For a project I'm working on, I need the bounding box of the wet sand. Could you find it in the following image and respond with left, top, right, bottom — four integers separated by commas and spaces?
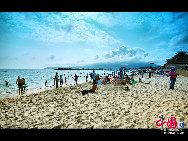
0, 74, 187, 129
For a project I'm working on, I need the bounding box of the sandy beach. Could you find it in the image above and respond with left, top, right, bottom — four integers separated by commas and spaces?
0, 74, 187, 129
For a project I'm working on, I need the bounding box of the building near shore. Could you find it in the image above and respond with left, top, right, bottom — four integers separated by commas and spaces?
164, 63, 188, 70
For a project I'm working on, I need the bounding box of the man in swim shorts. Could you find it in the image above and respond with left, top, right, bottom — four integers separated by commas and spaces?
16, 76, 23, 95
92, 70, 97, 85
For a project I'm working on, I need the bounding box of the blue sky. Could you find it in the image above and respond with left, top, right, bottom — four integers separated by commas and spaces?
0, 12, 188, 69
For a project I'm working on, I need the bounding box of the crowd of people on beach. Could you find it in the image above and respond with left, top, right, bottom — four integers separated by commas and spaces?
53, 72, 81, 88
11, 67, 179, 96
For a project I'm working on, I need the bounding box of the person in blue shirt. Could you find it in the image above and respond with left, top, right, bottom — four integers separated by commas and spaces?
92, 70, 97, 85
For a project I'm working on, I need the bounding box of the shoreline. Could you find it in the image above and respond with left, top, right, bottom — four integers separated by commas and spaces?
0, 74, 187, 129
0, 80, 87, 99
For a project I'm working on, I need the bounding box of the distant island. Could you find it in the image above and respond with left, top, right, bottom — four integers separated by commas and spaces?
44, 67, 113, 70
54, 68, 113, 70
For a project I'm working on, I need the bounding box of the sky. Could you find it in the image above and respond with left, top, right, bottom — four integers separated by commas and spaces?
0, 12, 188, 69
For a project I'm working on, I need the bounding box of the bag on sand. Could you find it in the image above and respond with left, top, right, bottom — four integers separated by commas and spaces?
82, 90, 88, 95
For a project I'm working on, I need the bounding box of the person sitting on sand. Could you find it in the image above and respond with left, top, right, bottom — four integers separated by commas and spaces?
123, 85, 129, 91
16, 76, 23, 95
105, 76, 110, 84
102, 76, 108, 84
144, 81, 151, 84
82, 83, 97, 95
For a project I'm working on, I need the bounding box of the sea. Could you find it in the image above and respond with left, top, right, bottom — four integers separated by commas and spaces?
0, 69, 129, 98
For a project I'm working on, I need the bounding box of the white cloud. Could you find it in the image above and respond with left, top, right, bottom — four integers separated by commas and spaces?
9, 12, 121, 48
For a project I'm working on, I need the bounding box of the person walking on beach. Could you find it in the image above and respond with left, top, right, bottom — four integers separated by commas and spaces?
169, 68, 177, 90
55, 72, 59, 88
60, 75, 63, 86
16, 76, 23, 95
149, 67, 152, 78
141, 69, 144, 78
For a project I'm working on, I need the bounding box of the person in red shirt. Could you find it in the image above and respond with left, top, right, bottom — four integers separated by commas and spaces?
169, 68, 177, 90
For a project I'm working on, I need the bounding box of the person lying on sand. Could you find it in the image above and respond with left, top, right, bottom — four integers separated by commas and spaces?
143, 81, 151, 84
123, 86, 129, 91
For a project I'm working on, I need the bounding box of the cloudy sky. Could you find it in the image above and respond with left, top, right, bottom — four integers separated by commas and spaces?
0, 12, 188, 69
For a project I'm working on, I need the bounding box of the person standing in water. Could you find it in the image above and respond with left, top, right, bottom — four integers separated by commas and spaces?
86, 73, 88, 82
65, 76, 67, 83
5, 81, 9, 86
149, 67, 152, 78
16, 76, 23, 95
60, 75, 63, 86
22, 78, 26, 92
55, 72, 59, 88
73, 74, 78, 85
45, 80, 48, 86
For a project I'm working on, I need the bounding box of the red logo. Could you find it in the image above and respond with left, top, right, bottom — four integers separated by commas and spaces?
156, 116, 178, 129
167, 117, 177, 129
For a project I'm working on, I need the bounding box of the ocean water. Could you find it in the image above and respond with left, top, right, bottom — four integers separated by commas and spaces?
0, 69, 116, 97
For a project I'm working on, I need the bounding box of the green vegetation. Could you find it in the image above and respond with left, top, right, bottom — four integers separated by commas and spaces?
166, 51, 188, 64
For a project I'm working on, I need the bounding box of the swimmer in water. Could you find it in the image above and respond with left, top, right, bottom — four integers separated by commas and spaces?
5, 81, 9, 86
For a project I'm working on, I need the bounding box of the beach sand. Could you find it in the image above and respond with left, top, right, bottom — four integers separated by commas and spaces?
0, 74, 188, 129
